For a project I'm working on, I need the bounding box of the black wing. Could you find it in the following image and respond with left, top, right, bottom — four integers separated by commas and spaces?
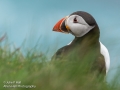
51, 45, 70, 61
92, 54, 106, 81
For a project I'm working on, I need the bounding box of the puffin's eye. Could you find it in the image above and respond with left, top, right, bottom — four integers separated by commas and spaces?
73, 17, 78, 23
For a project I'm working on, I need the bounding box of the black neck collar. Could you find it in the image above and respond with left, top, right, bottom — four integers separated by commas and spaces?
71, 26, 100, 46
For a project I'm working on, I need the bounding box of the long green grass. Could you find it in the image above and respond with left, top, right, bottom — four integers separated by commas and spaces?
0, 38, 120, 90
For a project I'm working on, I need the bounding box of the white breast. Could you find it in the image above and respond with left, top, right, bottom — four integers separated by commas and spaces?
100, 42, 110, 74
67, 41, 72, 45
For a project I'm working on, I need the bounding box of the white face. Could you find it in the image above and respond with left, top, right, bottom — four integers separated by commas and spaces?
65, 15, 95, 37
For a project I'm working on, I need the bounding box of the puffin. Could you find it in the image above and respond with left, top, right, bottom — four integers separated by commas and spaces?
52, 11, 110, 77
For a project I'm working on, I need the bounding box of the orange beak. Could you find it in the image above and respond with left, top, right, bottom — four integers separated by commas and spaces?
53, 16, 70, 33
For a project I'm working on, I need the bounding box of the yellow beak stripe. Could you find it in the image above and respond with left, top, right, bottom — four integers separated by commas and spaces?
65, 25, 70, 31
65, 16, 70, 31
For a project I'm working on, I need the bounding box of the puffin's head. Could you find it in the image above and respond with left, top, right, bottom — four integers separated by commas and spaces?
53, 11, 98, 37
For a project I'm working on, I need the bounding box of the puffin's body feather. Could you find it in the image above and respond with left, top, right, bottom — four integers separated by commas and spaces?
100, 42, 110, 73
52, 11, 110, 78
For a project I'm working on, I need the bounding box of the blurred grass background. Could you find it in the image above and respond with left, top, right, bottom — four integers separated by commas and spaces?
0, 0, 120, 90
0, 36, 120, 90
